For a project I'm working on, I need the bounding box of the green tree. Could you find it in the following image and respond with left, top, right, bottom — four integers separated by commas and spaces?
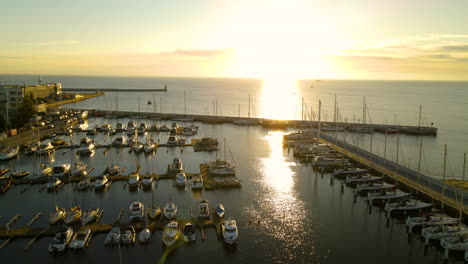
18, 95, 36, 125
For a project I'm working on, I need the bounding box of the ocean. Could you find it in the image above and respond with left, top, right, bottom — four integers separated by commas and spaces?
0, 74, 466, 263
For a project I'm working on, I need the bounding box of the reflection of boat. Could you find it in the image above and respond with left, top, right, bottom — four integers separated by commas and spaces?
129, 201, 145, 222
197, 200, 210, 219
163, 201, 177, 219
215, 204, 225, 218
48, 227, 73, 253
49, 206, 67, 225
64, 206, 82, 225
69, 228, 91, 249
175, 172, 186, 187
94, 175, 109, 191
104, 227, 121, 246
183, 223, 196, 242
82, 207, 101, 225
169, 158, 183, 173
162, 221, 180, 247
46, 177, 62, 191
222, 218, 238, 245
191, 175, 203, 189
112, 137, 127, 147
122, 226, 136, 245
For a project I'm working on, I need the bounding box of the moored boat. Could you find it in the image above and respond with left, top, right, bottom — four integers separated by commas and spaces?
183, 223, 197, 242
94, 175, 109, 191
69, 228, 91, 249
191, 175, 203, 189
198, 200, 210, 219
129, 201, 145, 222
162, 221, 180, 247
121, 226, 136, 245
82, 207, 101, 225
64, 206, 82, 225
384, 199, 433, 217
104, 227, 121, 246
222, 218, 239, 245
48, 227, 73, 253
215, 204, 225, 218
139, 227, 151, 244
49, 206, 67, 225
169, 158, 183, 173
46, 177, 62, 191
163, 201, 177, 219
175, 172, 186, 187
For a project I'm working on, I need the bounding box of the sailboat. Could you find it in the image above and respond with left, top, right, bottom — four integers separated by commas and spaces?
233, 93, 258, 126
208, 138, 236, 176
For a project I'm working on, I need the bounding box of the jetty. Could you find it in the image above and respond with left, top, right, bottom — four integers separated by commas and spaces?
62, 87, 168, 92
61, 108, 438, 136
306, 129, 467, 215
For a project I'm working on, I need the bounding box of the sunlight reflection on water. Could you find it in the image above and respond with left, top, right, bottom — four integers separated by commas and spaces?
244, 131, 316, 263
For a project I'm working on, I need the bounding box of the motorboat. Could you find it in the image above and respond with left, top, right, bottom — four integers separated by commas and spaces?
112, 137, 127, 147
69, 228, 91, 249
76, 177, 91, 191
126, 121, 136, 135
48, 227, 74, 253
121, 226, 136, 245
345, 174, 384, 187
384, 199, 433, 217
222, 218, 239, 245
139, 227, 151, 244
104, 227, 121, 246
10, 170, 30, 179
46, 177, 62, 191
441, 234, 468, 252
128, 172, 140, 189
197, 200, 210, 219
183, 223, 196, 242
422, 224, 468, 242
215, 204, 225, 218
163, 201, 178, 219
49, 206, 67, 225
64, 206, 82, 225
144, 138, 157, 153
169, 127, 177, 136
0, 146, 19, 161
208, 160, 236, 176
141, 174, 154, 190
355, 182, 396, 195
193, 137, 219, 151
86, 128, 97, 136
129, 201, 145, 222
182, 126, 197, 136
191, 175, 203, 189
52, 164, 71, 178
132, 141, 144, 153
24, 142, 40, 155
333, 167, 368, 178
76, 138, 95, 155
106, 164, 120, 176
137, 123, 147, 135
71, 162, 87, 177
166, 136, 179, 146
40, 163, 52, 177
175, 172, 186, 187
169, 158, 183, 173
367, 189, 411, 206
115, 123, 125, 132
406, 214, 460, 233
148, 206, 161, 221
97, 123, 112, 133
159, 124, 170, 132
94, 175, 109, 191
82, 207, 101, 225
51, 137, 67, 147
162, 221, 180, 247
36, 142, 55, 155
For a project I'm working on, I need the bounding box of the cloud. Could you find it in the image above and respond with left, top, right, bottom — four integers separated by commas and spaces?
39, 40, 80, 46
437, 45, 468, 52
159, 48, 234, 58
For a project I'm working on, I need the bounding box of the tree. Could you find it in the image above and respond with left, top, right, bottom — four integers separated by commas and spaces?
18, 95, 36, 125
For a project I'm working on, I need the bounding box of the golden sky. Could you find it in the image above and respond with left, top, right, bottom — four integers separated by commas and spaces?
1, 0, 468, 80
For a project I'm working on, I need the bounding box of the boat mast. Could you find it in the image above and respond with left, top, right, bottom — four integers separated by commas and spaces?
442, 144, 447, 209
417, 136, 423, 173
317, 100, 321, 149
460, 152, 466, 221
248, 93, 251, 119
362, 96, 366, 125
184, 90, 187, 117
418, 105, 422, 128
333, 94, 337, 123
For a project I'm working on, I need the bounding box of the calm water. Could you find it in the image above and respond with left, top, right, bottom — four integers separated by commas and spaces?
0, 75, 466, 263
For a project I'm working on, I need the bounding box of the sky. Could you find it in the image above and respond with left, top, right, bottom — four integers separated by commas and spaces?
1, 0, 468, 80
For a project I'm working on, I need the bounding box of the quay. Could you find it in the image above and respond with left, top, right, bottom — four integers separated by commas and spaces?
308, 130, 467, 216
0, 209, 224, 241
62, 108, 438, 136
62, 87, 167, 92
